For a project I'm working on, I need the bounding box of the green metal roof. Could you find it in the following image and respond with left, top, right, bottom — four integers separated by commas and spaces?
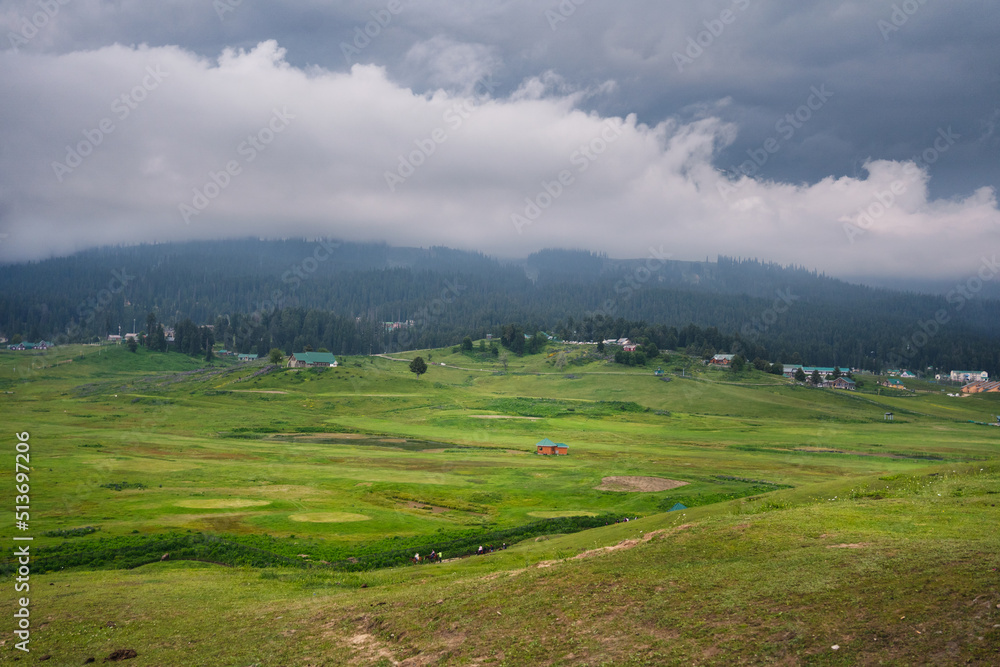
292, 352, 337, 364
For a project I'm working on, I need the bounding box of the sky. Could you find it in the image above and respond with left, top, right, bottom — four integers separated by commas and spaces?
0, 0, 998, 279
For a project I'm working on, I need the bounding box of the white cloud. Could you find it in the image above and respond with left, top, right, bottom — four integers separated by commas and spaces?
0, 40, 996, 278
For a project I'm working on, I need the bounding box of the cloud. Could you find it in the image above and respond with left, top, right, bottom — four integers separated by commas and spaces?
0, 40, 997, 278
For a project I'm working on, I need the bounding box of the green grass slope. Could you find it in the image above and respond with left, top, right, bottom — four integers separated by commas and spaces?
1, 342, 999, 664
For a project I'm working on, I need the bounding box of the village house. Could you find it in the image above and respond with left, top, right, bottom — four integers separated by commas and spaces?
881, 378, 905, 389
782, 365, 839, 379
961, 381, 1000, 394
828, 376, 856, 390
950, 370, 989, 382
535, 438, 569, 456
287, 351, 338, 368
710, 354, 735, 366
237, 353, 258, 362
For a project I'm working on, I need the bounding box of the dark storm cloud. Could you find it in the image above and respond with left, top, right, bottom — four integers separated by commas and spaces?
0, 0, 998, 277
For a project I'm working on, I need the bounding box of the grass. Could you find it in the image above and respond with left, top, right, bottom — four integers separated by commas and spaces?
1, 341, 999, 664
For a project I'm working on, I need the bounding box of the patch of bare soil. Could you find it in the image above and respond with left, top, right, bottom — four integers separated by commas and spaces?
405, 501, 449, 514
528, 524, 694, 570
594, 476, 689, 492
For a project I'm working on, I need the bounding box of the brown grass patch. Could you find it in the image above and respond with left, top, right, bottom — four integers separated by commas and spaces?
594, 476, 689, 492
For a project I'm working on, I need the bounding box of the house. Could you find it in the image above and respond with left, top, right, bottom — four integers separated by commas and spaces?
783, 365, 839, 379
237, 354, 259, 362
951, 370, 989, 382
535, 438, 569, 456
900, 371, 916, 379
962, 381, 1000, 394
623, 343, 638, 352
710, 354, 735, 366
881, 378, 905, 388
830, 377, 856, 390
107, 334, 122, 343
287, 351, 338, 368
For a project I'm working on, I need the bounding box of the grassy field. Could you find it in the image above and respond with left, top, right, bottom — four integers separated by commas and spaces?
1, 342, 999, 665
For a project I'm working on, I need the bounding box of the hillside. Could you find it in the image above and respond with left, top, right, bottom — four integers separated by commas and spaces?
1, 240, 999, 375
1, 342, 999, 663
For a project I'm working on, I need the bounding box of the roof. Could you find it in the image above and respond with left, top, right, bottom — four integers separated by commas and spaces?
712, 354, 735, 361
535, 438, 567, 449
291, 352, 337, 364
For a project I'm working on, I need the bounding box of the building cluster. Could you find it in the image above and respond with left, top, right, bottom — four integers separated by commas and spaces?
961, 380, 1000, 394
6, 340, 53, 350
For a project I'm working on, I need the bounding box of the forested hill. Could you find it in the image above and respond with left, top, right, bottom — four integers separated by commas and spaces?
1, 239, 998, 375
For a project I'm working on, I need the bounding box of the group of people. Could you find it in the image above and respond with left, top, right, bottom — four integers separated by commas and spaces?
411, 542, 511, 564
412, 550, 443, 564
609, 517, 639, 524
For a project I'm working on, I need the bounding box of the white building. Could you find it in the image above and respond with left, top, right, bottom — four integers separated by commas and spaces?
950, 370, 989, 382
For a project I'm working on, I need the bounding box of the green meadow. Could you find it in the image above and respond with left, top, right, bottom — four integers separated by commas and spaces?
2, 343, 999, 665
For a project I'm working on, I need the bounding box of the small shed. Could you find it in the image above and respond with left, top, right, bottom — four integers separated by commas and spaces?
884, 412, 894, 422
535, 438, 569, 455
